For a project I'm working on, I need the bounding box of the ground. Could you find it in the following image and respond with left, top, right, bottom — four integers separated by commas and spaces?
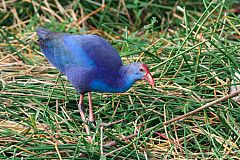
0, 0, 240, 159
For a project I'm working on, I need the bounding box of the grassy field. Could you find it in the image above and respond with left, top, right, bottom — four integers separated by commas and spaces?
1, 0, 240, 159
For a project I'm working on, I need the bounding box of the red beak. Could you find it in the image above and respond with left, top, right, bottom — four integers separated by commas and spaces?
143, 73, 154, 87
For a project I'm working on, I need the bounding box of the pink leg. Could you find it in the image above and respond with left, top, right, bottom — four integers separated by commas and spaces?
78, 94, 90, 135
88, 92, 95, 123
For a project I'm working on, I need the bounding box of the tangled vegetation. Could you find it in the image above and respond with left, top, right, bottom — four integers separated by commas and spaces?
1, 0, 240, 159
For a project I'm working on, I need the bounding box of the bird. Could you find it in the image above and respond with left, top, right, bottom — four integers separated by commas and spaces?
36, 27, 154, 134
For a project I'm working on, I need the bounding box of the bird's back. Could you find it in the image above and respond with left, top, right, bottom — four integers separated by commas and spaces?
36, 28, 123, 74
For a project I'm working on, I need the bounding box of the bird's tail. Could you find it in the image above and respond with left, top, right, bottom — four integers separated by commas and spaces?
36, 27, 51, 40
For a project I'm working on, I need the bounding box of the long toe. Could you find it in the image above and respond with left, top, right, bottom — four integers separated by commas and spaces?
88, 120, 96, 128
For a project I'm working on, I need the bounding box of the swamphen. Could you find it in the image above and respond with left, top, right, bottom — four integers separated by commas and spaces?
36, 27, 154, 133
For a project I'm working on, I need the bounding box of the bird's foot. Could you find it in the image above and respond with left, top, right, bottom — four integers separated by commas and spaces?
88, 120, 96, 128
100, 119, 126, 127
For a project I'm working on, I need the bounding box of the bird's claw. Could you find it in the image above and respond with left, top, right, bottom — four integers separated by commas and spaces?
88, 120, 96, 128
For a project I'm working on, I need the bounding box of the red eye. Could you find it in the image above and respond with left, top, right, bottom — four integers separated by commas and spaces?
139, 67, 144, 72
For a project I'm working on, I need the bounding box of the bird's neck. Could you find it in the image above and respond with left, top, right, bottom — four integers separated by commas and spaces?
90, 65, 136, 93
117, 65, 137, 92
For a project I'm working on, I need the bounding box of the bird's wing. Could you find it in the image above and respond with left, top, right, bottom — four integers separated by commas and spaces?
36, 28, 123, 73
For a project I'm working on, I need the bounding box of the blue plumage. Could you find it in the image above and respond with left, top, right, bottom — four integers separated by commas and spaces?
36, 27, 154, 94
37, 28, 122, 73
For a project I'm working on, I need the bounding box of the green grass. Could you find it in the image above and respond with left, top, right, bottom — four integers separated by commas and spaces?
1, 0, 240, 159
